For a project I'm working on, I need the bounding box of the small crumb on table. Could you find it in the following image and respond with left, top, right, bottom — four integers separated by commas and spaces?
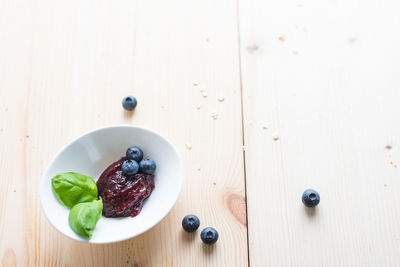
213, 182, 216, 185
211, 113, 218, 120
262, 125, 268, 130
185, 143, 192, 150
196, 105, 201, 110
272, 133, 279, 141
217, 97, 225, 102
384, 184, 388, 187
200, 89, 207, 97
278, 35, 286, 42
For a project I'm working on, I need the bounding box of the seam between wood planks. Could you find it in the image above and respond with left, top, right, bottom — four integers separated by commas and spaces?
235, 0, 251, 266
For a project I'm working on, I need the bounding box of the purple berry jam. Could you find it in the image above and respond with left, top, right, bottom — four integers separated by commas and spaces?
97, 157, 155, 218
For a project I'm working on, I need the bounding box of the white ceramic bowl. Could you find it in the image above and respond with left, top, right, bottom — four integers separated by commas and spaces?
40, 125, 184, 244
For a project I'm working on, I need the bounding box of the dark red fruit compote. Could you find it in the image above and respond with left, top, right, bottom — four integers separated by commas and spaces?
97, 157, 155, 218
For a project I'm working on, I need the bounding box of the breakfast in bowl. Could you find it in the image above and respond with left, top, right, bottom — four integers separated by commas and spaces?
40, 125, 183, 244
51, 145, 157, 239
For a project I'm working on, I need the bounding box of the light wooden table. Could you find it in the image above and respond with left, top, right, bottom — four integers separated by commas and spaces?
1, 0, 400, 266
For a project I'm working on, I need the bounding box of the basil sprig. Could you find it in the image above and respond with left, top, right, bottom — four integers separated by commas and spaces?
51, 172, 102, 238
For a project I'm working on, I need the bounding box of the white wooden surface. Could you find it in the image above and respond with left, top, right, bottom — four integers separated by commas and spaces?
0, 0, 247, 266
1, 0, 400, 266
239, 0, 400, 265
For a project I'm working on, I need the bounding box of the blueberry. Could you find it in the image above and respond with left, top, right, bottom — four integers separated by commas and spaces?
122, 96, 137, 111
302, 189, 320, 207
182, 215, 200, 232
139, 159, 156, 174
200, 227, 218, 245
121, 159, 139, 176
126, 146, 143, 162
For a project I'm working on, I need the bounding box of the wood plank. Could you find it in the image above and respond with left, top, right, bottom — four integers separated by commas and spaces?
239, 0, 400, 266
0, 0, 248, 266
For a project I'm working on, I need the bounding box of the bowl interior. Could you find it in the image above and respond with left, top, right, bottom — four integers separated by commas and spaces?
40, 125, 183, 244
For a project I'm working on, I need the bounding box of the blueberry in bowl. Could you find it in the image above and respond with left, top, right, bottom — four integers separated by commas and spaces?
121, 159, 140, 176
126, 146, 144, 162
139, 159, 156, 174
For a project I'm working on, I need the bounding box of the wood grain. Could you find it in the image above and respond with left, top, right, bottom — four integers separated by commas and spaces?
239, 0, 400, 266
0, 0, 247, 266
3, 0, 400, 265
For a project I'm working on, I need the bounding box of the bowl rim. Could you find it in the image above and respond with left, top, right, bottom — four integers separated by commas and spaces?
39, 124, 184, 244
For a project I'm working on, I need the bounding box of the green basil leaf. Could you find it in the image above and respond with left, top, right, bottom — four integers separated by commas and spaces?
68, 199, 103, 238
51, 172, 98, 208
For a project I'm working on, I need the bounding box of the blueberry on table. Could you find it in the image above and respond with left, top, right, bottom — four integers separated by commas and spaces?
126, 146, 144, 162
200, 227, 218, 245
182, 215, 200, 232
302, 189, 320, 207
121, 159, 139, 176
122, 96, 137, 111
139, 159, 156, 174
